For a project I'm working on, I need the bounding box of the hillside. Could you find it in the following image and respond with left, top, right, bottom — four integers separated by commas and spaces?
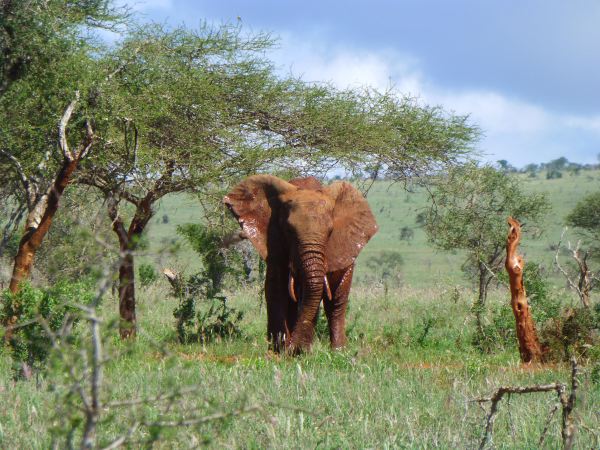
145, 169, 600, 288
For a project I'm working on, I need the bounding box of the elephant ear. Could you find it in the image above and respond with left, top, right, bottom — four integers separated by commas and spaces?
223, 175, 296, 260
324, 181, 378, 271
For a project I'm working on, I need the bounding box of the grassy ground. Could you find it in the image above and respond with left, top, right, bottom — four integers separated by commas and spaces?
0, 283, 598, 448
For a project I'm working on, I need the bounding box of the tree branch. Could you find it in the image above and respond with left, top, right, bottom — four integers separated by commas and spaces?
0, 148, 34, 207
475, 383, 565, 450
58, 91, 80, 161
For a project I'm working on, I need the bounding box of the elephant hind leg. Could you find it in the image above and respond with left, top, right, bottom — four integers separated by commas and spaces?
324, 265, 354, 349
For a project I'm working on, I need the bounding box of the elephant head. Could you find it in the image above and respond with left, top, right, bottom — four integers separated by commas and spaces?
223, 175, 378, 352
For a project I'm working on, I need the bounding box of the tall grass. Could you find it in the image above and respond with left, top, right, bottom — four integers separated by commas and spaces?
0, 284, 597, 448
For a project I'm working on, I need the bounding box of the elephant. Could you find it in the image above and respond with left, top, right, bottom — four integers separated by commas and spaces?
224, 174, 378, 354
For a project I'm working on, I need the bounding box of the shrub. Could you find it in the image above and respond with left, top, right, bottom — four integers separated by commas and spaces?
171, 223, 245, 343
0, 280, 95, 374
138, 263, 158, 287
177, 223, 246, 293
171, 272, 243, 344
540, 307, 600, 362
365, 250, 404, 286
546, 169, 562, 179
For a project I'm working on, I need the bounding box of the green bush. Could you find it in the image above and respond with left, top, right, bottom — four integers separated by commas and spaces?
138, 263, 158, 287
0, 281, 95, 373
171, 223, 245, 343
364, 250, 404, 286
177, 223, 246, 292
171, 272, 243, 344
546, 169, 563, 179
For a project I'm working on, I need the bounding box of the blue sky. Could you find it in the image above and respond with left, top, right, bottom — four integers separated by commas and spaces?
131, 0, 599, 167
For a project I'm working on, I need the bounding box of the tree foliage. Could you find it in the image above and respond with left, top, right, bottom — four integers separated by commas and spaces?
0, 0, 123, 96
0, 0, 126, 292
566, 191, 600, 244
70, 21, 478, 337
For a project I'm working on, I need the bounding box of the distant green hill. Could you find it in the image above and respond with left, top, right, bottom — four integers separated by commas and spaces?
146, 169, 600, 288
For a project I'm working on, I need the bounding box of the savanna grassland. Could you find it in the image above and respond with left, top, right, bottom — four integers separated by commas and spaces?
0, 171, 599, 448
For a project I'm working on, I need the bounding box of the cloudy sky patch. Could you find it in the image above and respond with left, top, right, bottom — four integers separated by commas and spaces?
137, 0, 599, 166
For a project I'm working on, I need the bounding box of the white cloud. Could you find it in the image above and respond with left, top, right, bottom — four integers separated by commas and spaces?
564, 115, 600, 134
272, 37, 598, 166
273, 37, 422, 94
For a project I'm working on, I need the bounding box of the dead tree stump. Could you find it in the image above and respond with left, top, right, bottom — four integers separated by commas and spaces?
505, 217, 543, 363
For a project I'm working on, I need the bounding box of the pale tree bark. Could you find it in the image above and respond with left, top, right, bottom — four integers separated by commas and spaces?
505, 217, 543, 364
5, 91, 94, 295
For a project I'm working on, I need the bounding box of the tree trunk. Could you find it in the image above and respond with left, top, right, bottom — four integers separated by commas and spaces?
117, 242, 136, 339
505, 217, 543, 364
108, 196, 154, 339
8, 159, 79, 293
474, 265, 489, 339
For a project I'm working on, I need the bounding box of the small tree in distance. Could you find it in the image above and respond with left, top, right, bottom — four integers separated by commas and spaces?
566, 191, 600, 248
421, 163, 550, 339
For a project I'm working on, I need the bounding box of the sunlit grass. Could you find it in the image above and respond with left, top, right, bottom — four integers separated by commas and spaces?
0, 283, 598, 448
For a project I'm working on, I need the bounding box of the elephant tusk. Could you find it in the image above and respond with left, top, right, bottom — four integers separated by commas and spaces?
288, 272, 298, 302
324, 275, 332, 301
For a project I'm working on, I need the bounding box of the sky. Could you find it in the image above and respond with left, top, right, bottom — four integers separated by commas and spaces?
129, 0, 599, 167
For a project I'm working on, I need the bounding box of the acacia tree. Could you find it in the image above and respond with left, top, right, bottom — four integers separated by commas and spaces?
78, 23, 478, 339
0, 0, 124, 297
421, 163, 550, 337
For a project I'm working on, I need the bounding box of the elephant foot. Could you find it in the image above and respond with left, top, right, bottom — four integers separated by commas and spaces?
329, 334, 347, 350
285, 337, 311, 356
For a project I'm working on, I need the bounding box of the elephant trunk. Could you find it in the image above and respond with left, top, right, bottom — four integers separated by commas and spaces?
289, 242, 326, 352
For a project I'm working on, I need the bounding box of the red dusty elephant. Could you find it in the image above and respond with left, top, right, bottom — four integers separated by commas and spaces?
224, 175, 378, 354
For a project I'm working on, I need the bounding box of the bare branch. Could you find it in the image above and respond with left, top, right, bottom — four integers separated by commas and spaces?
554, 228, 593, 308
77, 119, 96, 160
58, 91, 80, 161
476, 383, 565, 450
143, 404, 262, 428
561, 358, 579, 450
538, 402, 561, 447
555, 229, 582, 296
476, 359, 580, 450
99, 422, 140, 450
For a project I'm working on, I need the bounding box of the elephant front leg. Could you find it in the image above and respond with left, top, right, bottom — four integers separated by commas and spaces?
265, 266, 297, 352
324, 265, 354, 349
